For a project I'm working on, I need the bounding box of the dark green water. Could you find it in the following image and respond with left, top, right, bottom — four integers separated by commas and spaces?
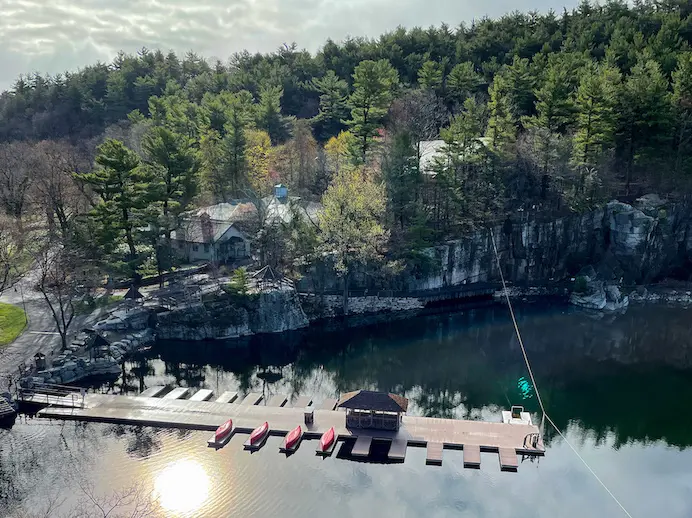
2, 301, 692, 517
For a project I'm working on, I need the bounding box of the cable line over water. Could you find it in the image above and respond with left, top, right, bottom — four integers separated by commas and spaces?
489, 228, 635, 518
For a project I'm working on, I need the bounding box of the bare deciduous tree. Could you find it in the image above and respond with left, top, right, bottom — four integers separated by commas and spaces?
34, 246, 89, 351
0, 141, 33, 219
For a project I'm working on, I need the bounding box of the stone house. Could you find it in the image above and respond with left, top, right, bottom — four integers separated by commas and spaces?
171, 213, 250, 264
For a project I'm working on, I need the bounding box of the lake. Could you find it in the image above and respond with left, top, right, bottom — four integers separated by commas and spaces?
2, 301, 691, 517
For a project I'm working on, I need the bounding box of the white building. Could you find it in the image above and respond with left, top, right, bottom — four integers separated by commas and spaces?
172, 213, 250, 264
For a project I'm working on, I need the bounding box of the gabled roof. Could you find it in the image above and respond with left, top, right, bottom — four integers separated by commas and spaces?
337, 390, 409, 413
172, 218, 238, 243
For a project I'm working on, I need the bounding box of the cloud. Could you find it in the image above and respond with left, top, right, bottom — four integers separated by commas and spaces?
0, 0, 579, 91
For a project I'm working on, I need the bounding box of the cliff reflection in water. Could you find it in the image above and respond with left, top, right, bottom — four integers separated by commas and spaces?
104, 301, 692, 449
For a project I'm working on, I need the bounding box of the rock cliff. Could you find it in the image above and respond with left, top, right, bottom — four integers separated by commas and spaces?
156, 288, 309, 341
408, 196, 692, 290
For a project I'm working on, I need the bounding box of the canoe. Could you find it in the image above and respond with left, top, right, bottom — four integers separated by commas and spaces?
319, 427, 335, 451
249, 421, 269, 445
215, 419, 233, 442
284, 425, 302, 450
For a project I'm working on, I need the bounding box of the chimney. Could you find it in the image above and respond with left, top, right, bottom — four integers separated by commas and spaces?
200, 213, 213, 242
274, 183, 288, 201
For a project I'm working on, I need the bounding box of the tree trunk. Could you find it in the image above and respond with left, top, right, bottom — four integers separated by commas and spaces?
342, 272, 349, 316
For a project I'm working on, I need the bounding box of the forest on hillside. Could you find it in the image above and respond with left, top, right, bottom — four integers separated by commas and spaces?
2, 0, 692, 307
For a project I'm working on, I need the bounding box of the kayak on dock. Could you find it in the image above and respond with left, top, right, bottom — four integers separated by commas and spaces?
244, 421, 270, 451
280, 425, 303, 453
316, 427, 336, 456
207, 418, 234, 448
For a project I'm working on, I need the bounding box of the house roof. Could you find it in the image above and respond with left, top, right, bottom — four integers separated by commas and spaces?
337, 390, 409, 413
171, 218, 237, 243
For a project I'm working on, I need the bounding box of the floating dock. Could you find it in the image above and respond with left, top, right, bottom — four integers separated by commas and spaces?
33, 390, 544, 471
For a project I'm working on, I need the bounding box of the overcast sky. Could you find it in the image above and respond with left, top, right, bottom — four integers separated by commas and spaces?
0, 0, 580, 92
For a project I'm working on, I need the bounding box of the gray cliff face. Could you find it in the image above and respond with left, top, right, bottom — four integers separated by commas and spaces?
409, 197, 692, 290
156, 288, 309, 341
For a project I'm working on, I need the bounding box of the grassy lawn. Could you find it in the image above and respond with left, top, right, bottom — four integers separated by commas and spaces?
0, 302, 27, 346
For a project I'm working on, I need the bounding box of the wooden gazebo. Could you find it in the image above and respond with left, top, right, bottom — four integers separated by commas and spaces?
337, 390, 409, 431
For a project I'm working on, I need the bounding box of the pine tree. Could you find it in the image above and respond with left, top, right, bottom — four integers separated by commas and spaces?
75, 139, 152, 280
347, 59, 399, 162
504, 56, 536, 120
446, 62, 482, 106
311, 71, 349, 141
485, 76, 516, 156
417, 60, 443, 92
433, 98, 501, 233
672, 52, 692, 177
142, 126, 199, 273
255, 85, 291, 144
572, 63, 620, 168
618, 59, 673, 192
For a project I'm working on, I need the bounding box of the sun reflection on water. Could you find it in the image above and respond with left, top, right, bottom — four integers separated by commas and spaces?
154, 459, 210, 514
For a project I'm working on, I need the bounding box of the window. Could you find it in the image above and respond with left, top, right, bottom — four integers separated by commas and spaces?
192, 244, 199, 252
204, 244, 210, 253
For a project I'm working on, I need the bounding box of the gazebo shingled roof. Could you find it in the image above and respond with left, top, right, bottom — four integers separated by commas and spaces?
337, 390, 409, 413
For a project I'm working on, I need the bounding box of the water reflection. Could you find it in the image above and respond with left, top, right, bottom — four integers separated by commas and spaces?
154, 459, 209, 515
96, 301, 692, 450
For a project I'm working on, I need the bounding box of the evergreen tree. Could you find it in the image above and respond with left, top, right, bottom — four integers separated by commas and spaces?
672, 52, 692, 177
255, 85, 292, 144
311, 71, 349, 141
618, 59, 673, 191
446, 61, 482, 106
433, 98, 501, 233
75, 139, 152, 280
485, 76, 516, 156
141, 126, 199, 274
572, 63, 620, 168
417, 60, 443, 92
504, 56, 536, 120
347, 59, 399, 162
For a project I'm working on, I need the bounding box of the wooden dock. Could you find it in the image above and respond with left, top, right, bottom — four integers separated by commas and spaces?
267, 394, 288, 407
352, 436, 372, 457
189, 389, 214, 402
34, 392, 544, 471
463, 445, 481, 469
388, 438, 407, 461
240, 393, 263, 405
163, 387, 190, 400
215, 391, 238, 403
291, 396, 312, 408
139, 386, 166, 398
319, 398, 338, 410
426, 442, 444, 466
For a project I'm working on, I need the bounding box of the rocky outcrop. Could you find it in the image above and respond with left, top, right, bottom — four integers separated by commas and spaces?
156, 287, 309, 341
23, 328, 155, 386
408, 196, 691, 291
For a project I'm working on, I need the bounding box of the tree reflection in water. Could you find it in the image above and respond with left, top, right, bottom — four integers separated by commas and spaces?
110, 302, 692, 449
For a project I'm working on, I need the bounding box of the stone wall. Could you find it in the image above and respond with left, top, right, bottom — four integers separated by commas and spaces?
156, 288, 309, 341
316, 295, 424, 317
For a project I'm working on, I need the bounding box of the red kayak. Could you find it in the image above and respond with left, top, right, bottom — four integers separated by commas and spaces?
319, 427, 335, 451
284, 425, 302, 450
215, 419, 233, 442
249, 421, 269, 445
